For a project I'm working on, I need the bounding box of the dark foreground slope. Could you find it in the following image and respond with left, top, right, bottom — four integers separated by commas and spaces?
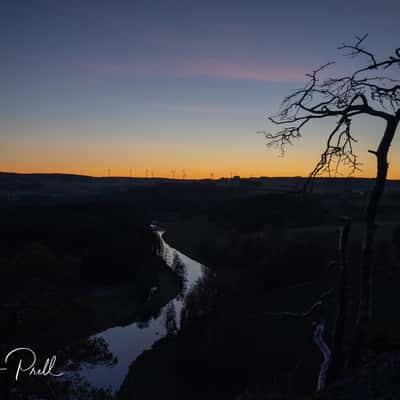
118, 186, 400, 399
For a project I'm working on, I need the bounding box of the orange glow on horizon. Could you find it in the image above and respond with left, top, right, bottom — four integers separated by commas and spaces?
2, 166, 400, 180
2, 133, 399, 180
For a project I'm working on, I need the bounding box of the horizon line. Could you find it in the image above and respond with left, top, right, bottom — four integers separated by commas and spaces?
1, 170, 399, 182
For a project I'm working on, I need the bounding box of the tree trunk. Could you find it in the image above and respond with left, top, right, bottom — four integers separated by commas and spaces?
314, 320, 331, 393
350, 119, 397, 366
327, 219, 351, 383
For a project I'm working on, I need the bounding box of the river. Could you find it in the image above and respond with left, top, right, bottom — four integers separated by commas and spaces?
81, 231, 206, 392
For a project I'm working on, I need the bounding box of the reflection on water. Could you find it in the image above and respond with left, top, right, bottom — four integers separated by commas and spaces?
81, 232, 205, 392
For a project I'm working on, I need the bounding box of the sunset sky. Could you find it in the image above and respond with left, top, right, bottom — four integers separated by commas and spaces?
2, 0, 400, 178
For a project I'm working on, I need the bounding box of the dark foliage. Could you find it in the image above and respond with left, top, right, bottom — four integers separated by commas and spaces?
0, 202, 161, 289
209, 193, 331, 231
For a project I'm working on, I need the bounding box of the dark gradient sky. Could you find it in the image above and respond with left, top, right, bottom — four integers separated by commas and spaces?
1, 0, 399, 177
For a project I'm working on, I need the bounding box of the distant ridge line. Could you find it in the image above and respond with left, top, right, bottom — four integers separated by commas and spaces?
0, 171, 399, 182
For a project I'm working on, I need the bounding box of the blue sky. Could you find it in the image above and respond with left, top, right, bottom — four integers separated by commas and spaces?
1, 0, 399, 177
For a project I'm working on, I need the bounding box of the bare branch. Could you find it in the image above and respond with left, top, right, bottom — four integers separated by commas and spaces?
339, 34, 377, 66
314, 320, 331, 392
261, 288, 334, 319
261, 36, 400, 184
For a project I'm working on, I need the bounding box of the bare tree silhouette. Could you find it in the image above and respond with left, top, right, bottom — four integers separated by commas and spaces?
261, 35, 400, 371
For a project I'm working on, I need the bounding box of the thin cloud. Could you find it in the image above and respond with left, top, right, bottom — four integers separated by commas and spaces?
178, 60, 306, 82
147, 101, 259, 115
83, 59, 307, 82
